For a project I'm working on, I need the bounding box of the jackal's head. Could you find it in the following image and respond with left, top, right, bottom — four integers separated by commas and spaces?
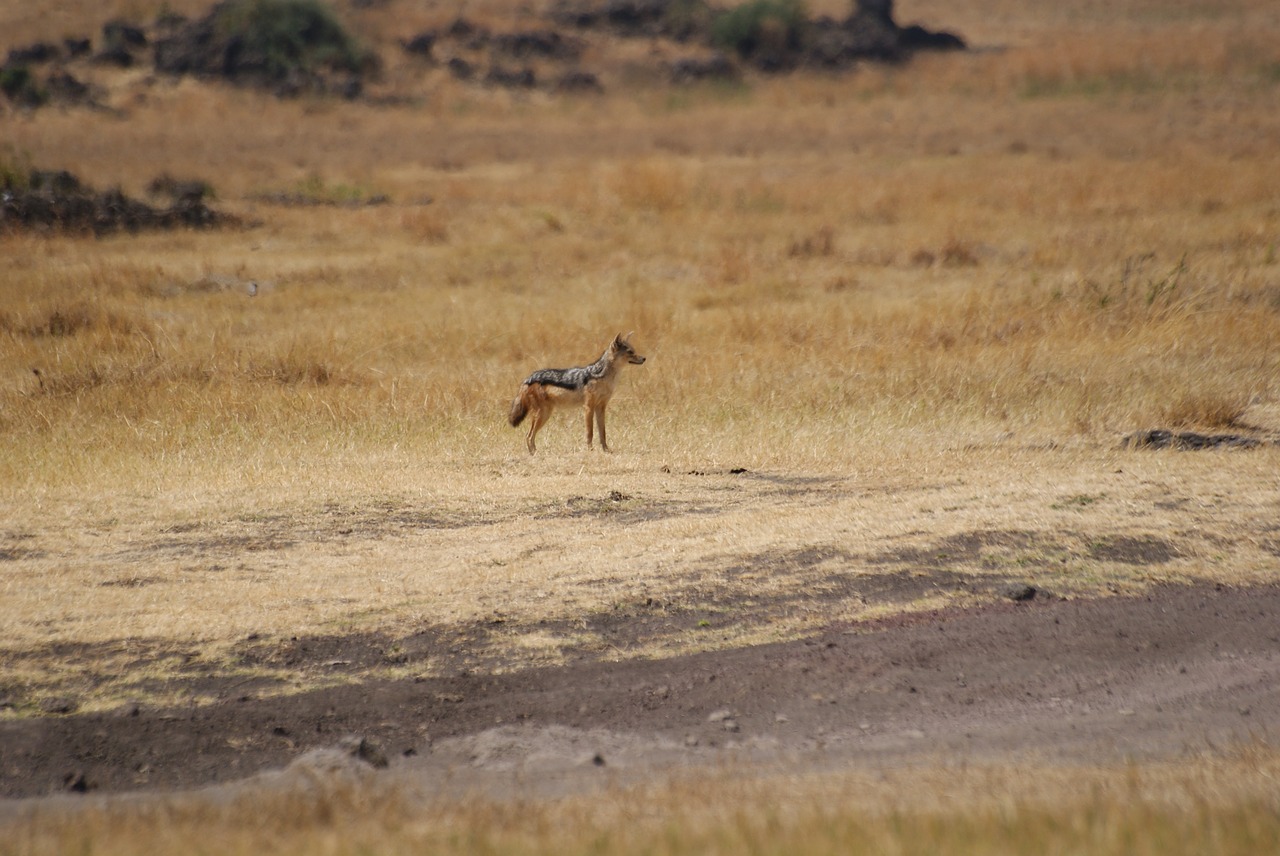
613, 333, 646, 365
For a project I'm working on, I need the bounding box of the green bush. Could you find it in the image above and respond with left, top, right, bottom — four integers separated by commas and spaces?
211, 0, 372, 80
711, 0, 807, 58
0, 146, 34, 191
0, 65, 48, 108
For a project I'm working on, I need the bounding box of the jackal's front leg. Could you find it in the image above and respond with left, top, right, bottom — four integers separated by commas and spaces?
595, 404, 610, 453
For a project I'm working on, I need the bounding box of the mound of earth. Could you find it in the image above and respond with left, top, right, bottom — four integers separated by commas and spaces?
2, 583, 1277, 800
0, 168, 237, 236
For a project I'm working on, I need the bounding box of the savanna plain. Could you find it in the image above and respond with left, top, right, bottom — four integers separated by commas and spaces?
3, 0, 1280, 852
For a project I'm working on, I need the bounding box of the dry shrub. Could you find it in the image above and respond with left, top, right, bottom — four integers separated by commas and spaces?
400, 207, 450, 243
788, 225, 835, 258
14, 302, 153, 339
939, 237, 980, 267
611, 158, 691, 213
988, 26, 1267, 98
1159, 391, 1252, 430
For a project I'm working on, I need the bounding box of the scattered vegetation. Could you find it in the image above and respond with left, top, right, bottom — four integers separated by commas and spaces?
252, 173, 389, 207
0, 165, 236, 235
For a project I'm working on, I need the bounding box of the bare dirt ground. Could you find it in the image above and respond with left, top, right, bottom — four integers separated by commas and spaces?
3, 578, 1278, 803
4, 437, 1280, 811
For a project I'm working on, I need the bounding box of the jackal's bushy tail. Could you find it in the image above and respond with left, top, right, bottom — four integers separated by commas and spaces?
509, 386, 529, 427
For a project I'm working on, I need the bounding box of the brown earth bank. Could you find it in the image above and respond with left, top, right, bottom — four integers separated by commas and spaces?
2, 581, 1278, 802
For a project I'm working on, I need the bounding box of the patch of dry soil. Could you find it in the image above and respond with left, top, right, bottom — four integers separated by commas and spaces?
2, 582, 1279, 802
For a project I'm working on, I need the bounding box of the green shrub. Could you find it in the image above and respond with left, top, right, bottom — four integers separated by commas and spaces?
711, 0, 807, 58
0, 146, 33, 191
211, 0, 372, 80
0, 65, 48, 107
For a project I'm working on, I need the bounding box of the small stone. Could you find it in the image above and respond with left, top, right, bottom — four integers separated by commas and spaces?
337, 735, 389, 768
1002, 584, 1038, 602
63, 771, 91, 793
39, 697, 78, 715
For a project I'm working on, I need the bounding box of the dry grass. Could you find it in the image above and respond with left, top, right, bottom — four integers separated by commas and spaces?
2, 0, 1280, 847
5, 745, 1280, 855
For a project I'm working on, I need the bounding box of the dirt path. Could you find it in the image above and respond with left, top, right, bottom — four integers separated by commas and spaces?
4, 582, 1278, 802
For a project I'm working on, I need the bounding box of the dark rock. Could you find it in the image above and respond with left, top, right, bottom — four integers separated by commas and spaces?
103, 19, 148, 50
403, 32, 436, 57
1001, 584, 1038, 602
898, 23, 965, 52
670, 53, 738, 84
148, 173, 214, 203
485, 64, 537, 88
493, 29, 582, 61
337, 734, 389, 768
6, 42, 61, 65
556, 69, 604, 93
92, 46, 136, 68
63, 771, 92, 793
445, 17, 491, 49
64, 37, 93, 58
447, 57, 475, 80
39, 696, 79, 715
1123, 429, 1263, 451
44, 71, 92, 105
28, 170, 84, 194
553, 0, 694, 38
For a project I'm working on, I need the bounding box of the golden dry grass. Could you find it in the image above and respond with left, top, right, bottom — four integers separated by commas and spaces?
6, 745, 1280, 855
2, 0, 1280, 848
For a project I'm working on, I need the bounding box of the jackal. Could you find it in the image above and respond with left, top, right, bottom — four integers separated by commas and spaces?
508, 333, 646, 454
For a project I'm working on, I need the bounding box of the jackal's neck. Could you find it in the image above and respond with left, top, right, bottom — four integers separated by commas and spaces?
585, 346, 618, 379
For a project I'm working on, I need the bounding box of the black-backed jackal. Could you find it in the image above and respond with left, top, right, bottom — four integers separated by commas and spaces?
508, 333, 646, 454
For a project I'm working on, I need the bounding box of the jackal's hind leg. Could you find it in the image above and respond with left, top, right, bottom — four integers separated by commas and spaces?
526, 407, 550, 454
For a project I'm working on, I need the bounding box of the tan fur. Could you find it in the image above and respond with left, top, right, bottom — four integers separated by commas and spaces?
508, 333, 646, 454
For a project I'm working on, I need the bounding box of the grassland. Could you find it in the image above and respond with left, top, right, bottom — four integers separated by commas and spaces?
2, 0, 1280, 851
